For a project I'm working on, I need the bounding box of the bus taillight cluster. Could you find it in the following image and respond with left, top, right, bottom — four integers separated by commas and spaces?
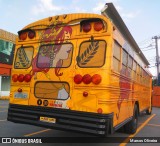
82, 21, 104, 33
74, 74, 102, 85
12, 74, 32, 82
19, 30, 35, 40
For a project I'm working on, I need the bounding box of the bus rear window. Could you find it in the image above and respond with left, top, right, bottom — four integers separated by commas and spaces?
77, 40, 106, 67
34, 81, 70, 100
14, 47, 33, 68
37, 43, 73, 68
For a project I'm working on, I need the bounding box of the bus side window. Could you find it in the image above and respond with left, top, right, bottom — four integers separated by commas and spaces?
128, 55, 133, 78
113, 41, 121, 72
122, 49, 128, 75
140, 67, 143, 84
133, 60, 137, 81
137, 64, 140, 82
142, 69, 146, 85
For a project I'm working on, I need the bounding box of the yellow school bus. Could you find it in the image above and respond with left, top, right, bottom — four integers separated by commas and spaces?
7, 3, 152, 136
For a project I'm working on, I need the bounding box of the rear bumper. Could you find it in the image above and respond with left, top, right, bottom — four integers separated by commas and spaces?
8, 104, 113, 136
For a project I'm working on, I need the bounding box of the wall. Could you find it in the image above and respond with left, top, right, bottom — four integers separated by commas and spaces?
0, 29, 17, 99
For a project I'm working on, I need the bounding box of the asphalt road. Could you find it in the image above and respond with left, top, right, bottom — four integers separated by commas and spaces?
0, 100, 160, 146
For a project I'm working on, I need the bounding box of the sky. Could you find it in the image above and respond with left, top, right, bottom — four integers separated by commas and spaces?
1, 0, 160, 76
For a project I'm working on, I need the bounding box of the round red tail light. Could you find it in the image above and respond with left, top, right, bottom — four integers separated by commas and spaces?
24, 74, 32, 82
18, 74, 24, 82
82, 74, 92, 84
97, 108, 103, 114
12, 74, 18, 82
94, 21, 104, 31
28, 30, 35, 39
82, 23, 91, 32
92, 74, 102, 85
18, 88, 22, 92
19, 32, 27, 40
83, 91, 88, 97
74, 74, 83, 84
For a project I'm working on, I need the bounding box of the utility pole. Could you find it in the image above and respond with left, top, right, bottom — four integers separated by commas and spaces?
152, 36, 160, 85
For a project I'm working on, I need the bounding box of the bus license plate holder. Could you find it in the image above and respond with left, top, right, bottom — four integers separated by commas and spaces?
14, 92, 28, 99
40, 116, 56, 123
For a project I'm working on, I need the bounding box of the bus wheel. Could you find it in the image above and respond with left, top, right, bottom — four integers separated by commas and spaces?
124, 104, 138, 134
146, 107, 152, 115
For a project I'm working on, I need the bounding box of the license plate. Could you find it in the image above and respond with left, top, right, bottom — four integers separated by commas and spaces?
14, 92, 28, 99
40, 117, 56, 123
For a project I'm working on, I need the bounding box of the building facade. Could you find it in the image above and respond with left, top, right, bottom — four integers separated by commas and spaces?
0, 29, 17, 99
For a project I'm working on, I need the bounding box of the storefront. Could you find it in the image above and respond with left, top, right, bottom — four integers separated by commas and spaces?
0, 29, 17, 99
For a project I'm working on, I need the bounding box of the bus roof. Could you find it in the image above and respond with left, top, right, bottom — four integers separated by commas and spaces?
102, 3, 150, 65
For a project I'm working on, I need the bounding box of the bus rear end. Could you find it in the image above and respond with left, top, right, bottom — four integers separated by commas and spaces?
8, 13, 113, 136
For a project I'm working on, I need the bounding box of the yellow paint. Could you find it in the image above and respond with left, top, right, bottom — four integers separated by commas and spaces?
9, 13, 152, 133
119, 114, 156, 146
24, 129, 51, 137
147, 123, 160, 127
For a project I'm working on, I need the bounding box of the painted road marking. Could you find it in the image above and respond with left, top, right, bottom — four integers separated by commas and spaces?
0, 119, 7, 122
119, 114, 156, 146
147, 123, 160, 127
24, 129, 51, 137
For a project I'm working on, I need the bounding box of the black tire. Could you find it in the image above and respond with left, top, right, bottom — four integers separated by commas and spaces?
124, 104, 138, 134
146, 107, 152, 115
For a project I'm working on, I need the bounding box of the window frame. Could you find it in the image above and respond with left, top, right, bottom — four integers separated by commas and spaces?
77, 40, 107, 68
34, 81, 70, 100
14, 46, 34, 69
37, 43, 73, 68
112, 41, 121, 72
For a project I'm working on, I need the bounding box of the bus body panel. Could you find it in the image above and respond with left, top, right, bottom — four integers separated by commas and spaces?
8, 9, 152, 136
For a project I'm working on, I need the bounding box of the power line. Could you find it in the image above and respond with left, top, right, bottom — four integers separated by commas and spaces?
142, 48, 155, 51
140, 44, 153, 49
138, 37, 152, 45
